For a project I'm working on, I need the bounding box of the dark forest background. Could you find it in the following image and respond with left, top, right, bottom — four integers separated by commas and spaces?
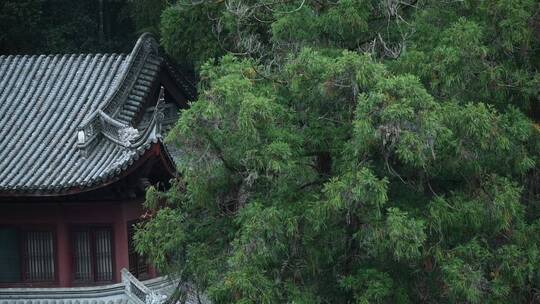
0, 0, 160, 54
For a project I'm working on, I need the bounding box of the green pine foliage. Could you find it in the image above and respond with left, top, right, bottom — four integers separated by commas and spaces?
133, 0, 540, 303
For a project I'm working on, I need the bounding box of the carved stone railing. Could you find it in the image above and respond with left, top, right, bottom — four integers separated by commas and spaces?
122, 269, 148, 304
122, 269, 168, 304
0, 269, 176, 304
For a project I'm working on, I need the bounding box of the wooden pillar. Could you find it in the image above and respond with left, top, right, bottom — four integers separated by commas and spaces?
56, 205, 71, 287
114, 202, 129, 282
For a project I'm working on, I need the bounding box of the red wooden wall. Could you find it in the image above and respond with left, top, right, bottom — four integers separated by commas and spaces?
0, 200, 156, 287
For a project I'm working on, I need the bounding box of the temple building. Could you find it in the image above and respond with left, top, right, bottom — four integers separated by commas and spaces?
0, 33, 194, 291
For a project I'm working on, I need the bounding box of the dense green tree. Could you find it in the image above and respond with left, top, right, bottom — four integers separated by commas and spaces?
128, 0, 168, 35
135, 0, 539, 302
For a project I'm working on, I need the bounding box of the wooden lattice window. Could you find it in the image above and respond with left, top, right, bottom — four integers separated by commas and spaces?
23, 231, 56, 281
0, 227, 56, 283
72, 227, 114, 283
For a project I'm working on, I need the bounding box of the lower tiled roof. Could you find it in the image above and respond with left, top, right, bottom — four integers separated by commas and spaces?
0, 271, 208, 304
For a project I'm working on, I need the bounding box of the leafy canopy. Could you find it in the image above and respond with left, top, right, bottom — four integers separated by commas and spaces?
135, 0, 540, 303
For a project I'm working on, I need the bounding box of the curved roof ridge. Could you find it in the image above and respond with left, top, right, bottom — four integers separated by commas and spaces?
76, 33, 160, 152
101, 33, 159, 117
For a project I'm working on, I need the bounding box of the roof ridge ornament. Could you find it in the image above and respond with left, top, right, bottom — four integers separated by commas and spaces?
78, 86, 167, 159
118, 126, 140, 147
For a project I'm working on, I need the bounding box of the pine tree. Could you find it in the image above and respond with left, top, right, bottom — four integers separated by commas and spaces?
135, 1, 540, 302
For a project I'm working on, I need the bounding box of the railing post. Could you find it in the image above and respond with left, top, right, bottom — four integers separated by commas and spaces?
122, 268, 167, 304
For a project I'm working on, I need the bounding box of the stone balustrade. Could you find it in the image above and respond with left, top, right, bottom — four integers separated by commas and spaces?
0, 269, 196, 304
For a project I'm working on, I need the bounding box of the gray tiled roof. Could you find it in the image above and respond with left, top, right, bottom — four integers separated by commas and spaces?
0, 34, 175, 195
